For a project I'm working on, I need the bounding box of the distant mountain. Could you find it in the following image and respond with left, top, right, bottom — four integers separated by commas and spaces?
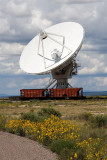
0, 94, 9, 98
84, 91, 107, 96
0, 94, 19, 98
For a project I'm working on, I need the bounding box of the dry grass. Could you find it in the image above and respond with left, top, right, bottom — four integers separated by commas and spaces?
0, 98, 107, 118
0, 98, 107, 160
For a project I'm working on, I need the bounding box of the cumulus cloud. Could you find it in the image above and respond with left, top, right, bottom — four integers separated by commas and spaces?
31, 10, 52, 29
6, 1, 29, 17
23, 77, 50, 88
78, 52, 107, 75
55, 0, 102, 3
0, 0, 107, 94
7, 82, 17, 88
0, 18, 10, 34
0, 42, 25, 76
0, 0, 52, 43
94, 77, 107, 87
69, 76, 107, 91
0, 42, 24, 55
1, 62, 14, 67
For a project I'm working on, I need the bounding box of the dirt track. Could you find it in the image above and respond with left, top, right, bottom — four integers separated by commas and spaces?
0, 131, 57, 160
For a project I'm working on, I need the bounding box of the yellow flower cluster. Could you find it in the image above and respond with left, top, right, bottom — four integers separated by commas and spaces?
70, 153, 78, 160
78, 138, 107, 160
5, 115, 80, 142
5, 115, 107, 160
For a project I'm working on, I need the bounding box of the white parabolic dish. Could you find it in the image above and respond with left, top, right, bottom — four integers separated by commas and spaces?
20, 22, 84, 75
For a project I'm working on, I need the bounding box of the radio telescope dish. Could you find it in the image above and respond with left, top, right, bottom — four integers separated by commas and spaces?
20, 22, 84, 88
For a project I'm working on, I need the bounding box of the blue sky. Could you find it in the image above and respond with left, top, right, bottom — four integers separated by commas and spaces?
0, 0, 107, 95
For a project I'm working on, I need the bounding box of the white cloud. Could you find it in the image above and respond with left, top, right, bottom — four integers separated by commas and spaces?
78, 52, 107, 75
0, 42, 24, 55
0, 0, 107, 94
0, 42, 25, 75
104, 78, 107, 86
30, 10, 52, 30
94, 77, 107, 87
23, 77, 50, 88
0, 62, 15, 75
55, 0, 103, 4
14, 69, 23, 75
0, 57, 6, 61
82, 43, 97, 51
7, 82, 17, 88
1, 62, 14, 67
69, 76, 107, 91
6, 1, 29, 17
0, 18, 10, 34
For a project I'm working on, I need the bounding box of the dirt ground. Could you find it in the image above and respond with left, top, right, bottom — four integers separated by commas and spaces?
0, 131, 57, 160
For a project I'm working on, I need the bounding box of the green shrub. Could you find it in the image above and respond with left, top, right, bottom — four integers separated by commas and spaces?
15, 126, 25, 136
89, 128, 107, 144
37, 108, 61, 117
50, 139, 85, 160
90, 114, 107, 128
79, 126, 92, 141
20, 112, 45, 122
50, 139, 77, 154
42, 136, 52, 146
20, 108, 61, 123
78, 112, 94, 121
59, 148, 71, 160
79, 125, 107, 144
79, 113, 107, 128
0, 114, 6, 130
59, 147, 85, 160
96, 114, 107, 127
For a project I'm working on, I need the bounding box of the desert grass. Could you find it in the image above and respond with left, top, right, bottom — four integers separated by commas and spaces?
2, 112, 107, 160
0, 98, 107, 117
0, 97, 107, 160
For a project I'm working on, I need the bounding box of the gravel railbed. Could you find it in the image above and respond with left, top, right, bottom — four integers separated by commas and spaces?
0, 131, 58, 160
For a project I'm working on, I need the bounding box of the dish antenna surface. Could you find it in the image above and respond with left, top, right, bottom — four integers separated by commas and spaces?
20, 22, 84, 88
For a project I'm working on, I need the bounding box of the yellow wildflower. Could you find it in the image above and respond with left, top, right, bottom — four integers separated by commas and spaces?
74, 153, 77, 159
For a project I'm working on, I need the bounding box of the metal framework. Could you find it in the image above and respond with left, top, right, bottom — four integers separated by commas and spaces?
37, 30, 80, 89
37, 30, 72, 68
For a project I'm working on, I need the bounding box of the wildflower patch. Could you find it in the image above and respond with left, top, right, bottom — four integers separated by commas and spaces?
5, 115, 79, 143
4, 115, 107, 160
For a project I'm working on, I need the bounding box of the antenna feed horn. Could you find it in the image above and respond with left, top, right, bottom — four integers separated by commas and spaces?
40, 30, 47, 40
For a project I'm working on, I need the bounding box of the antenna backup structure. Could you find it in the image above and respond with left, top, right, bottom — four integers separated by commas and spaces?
19, 22, 84, 99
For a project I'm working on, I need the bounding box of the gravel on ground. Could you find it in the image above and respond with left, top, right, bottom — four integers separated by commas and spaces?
0, 131, 58, 160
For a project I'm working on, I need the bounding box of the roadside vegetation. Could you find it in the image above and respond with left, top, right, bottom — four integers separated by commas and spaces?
0, 99, 107, 160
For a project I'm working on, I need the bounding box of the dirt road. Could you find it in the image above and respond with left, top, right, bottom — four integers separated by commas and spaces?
0, 131, 57, 160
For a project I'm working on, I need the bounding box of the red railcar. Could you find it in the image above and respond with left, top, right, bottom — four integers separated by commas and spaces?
20, 89, 47, 99
20, 88, 83, 100
49, 88, 83, 99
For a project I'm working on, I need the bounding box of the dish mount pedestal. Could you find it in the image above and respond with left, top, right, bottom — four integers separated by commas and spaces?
50, 59, 79, 89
